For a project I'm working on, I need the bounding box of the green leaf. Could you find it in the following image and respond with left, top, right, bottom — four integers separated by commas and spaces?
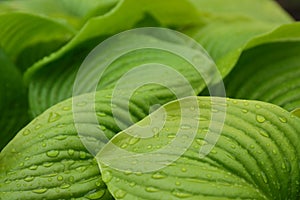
23, 0, 207, 117
184, 19, 279, 78
225, 24, 300, 111
0, 49, 208, 198
0, 13, 75, 71
97, 97, 300, 199
0, 0, 119, 29
0, 48, 29, 150
188, 0, 293, 23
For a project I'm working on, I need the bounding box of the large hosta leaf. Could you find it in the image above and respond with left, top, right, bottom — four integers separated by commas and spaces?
98, 97, 300, 199
0, 57, 205, 199
0, 49, 28, 150
188, 0, 293, 23
0, 0, 118, 29
0, 13, 75, 71
225, 24, 300, 111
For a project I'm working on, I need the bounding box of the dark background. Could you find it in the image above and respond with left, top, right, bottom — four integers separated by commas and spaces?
276, 0, 300, 20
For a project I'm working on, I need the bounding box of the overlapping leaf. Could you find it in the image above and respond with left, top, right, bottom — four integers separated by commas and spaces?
98, 97, 300, 199
225, 23, 300, 111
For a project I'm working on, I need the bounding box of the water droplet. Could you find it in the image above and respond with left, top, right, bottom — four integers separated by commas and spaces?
68, 149, 75, 156
242, 109, 248, 113
62, 106, 71, 111
42, 143, 47, 147
145, 187, 159, 192
147, 145, 152, 149
11, 148, 17, 153
35, 124, 42, 130
79, 151, 87, 159
19, 162, 24, 167
32, 188, 47, 194
29, 165, 38, 170
261, 171, 268, 183
175, 181, 181, 186
152, 172, 166, 179
167, 133, 176, 139
48, 112, 61, 123
181, 167, 187, 172
129, 137, 140, 145
114, 189, 127, 198
22, 129, 31, 136
232, 100, 238, 104
121, 143, 128, 149
279, 117, 287, 123
190, 106, 195, 111
211, 150, 217, 154
250, 145, 255, 149
57, 176, 63, 181
24, 176, 34, 182
46, 150, 59, 158
255, 104, 261, 109
180, 124, 192, 130
196, 139, 207, 146
256, 115, 266, 123
129, 182, 136, 187
99, 125, 106, 131
95, 181, 102, 187
76, 166, 87, 172
87, 190, 105, 199
60, 183, 71, 189
43, 162, 53, 168
272, 150, 277, 155
259, 130, 269, 138
102, 171, 112, 183
172, 190, 192, 198
54, 135, 67, 140
97, 112, 106, 117
230, 144, 236, 149
281, 162, 286, 170
76, 101, 87, 107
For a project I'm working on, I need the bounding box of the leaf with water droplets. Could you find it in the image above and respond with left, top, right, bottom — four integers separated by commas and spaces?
98, 97, 300, 199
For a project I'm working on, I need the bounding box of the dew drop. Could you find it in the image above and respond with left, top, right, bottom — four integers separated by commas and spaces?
60, 183, 71, 189
68, 149, 75, 156
180, 124, 192, 130
129, 182, 136, 187
181, 167, 187, 172
272, 149, 277, 155
175, 181, 181, 186
69, 176, 75, 183
256, 115, 266, 123
54, 135, 67, 141
79, 151, 87, 159
35, 124, 42, 130
87, 190, 105, 199
57, 176, 63, 181
29, 165, 38, 170
46, 150, 59, 158
172, 190, 192, 198
259, 130, 269, 138
22, 129, 31, 136
255, 104, 261, 109
167, 133, 176, 139
97, 112, 106, 117
196, 139, 207, 146
62, 106, 71, 111
43, 162, 53, 168
145, 187, 159, 192
32, 188, 47, 194
121, 143, 128, 149
24, 176, 34, 182
279, 117, 287, 123
242, 109, 248, 113
48, 112, 61, 123
152, 172, 166, 179
129, 137, 140, 145
114, 189, 127, 198
261, 171, 268, 183
102, 171, 113, 183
